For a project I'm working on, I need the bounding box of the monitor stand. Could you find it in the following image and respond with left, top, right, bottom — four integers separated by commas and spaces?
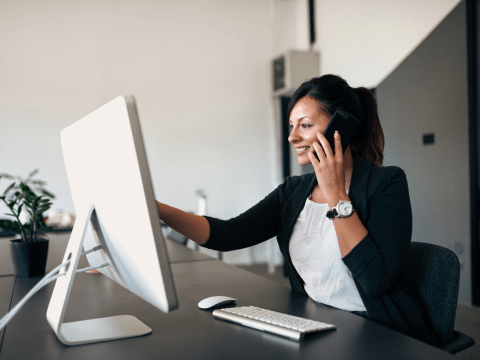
46, 203, 152, 346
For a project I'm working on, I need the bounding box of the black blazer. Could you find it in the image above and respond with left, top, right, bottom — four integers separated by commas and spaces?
204, 150, 436, 344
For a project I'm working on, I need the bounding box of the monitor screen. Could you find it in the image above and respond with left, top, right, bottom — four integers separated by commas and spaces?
60, 96, 178, 314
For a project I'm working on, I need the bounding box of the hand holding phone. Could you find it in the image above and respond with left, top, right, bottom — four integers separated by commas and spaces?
313, 108, 359, 160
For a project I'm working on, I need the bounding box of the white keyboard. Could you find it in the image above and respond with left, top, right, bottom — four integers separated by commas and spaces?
212, 306, 336, 341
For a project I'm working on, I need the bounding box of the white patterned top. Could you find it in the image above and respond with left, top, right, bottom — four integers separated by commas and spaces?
289, 191, 366, 312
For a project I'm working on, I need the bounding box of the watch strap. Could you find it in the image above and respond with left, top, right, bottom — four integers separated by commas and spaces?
326, 208, 338, 220
326, 200, 355, 220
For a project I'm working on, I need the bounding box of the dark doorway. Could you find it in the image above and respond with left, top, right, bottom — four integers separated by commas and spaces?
466, 0, 480, 305
281, 96, 292, 179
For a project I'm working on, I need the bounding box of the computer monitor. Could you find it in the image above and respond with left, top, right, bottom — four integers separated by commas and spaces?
46, 96, 178, 346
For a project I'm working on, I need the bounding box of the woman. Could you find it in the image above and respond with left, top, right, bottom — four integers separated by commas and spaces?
156, 75, 437, 345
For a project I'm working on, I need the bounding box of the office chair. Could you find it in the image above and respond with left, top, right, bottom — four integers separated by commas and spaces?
402, 242, 475, 354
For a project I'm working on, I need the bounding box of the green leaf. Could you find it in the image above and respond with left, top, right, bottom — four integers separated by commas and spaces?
20, 182, 33, 193
27, 169, 38, 180
39, 205, 51, 212
0, 220, 16, 231
13, 222, 22, 233
24, 196, 35, 204
3, 182, 16, 196
41, 189, 55, 199
39, 205, 52, 212
0, 173, 14, 180
31, 180, 46, 186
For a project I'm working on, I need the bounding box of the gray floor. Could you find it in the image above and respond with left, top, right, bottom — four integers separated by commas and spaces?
238, 264, 480, 359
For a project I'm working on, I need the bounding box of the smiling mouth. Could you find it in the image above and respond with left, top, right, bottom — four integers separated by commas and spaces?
296, 146, 310, 153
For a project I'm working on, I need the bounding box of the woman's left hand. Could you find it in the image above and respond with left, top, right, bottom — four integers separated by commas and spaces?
307, 131, 346, 204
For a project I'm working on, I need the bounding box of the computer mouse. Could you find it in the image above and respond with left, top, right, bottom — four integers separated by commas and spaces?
198, 296, 237, 310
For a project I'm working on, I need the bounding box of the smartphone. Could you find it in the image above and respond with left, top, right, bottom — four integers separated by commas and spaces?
313, 108, 360, 160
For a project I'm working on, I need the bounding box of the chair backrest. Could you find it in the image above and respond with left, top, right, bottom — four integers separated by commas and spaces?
401, 242, 460, 344
167, 228, 188, 246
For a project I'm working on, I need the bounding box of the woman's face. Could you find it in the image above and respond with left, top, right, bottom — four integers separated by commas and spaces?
288, 96, 331, 165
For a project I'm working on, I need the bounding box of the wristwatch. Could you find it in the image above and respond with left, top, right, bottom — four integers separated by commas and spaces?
326, 200, 355, 220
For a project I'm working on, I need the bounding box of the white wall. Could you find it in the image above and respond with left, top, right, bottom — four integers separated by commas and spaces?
1, 0, 465, 268
0, 0, 277, 264
376, 2, 471, 302
312, 0, 462, 88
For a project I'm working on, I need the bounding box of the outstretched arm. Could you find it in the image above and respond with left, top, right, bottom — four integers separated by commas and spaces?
156, 201, 210, 245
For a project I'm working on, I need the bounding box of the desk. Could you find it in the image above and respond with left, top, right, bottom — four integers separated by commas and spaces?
0, 235, 457, 359
0, 276, 15, 353
0, 234, 215, 276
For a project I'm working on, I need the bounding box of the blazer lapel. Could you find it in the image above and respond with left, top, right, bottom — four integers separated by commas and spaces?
280, 172, 317, 231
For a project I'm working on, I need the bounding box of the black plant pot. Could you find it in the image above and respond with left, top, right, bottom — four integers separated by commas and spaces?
9, 238, 49, 277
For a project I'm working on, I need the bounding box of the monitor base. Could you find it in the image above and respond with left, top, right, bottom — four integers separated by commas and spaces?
46, 203, 151, 346
60, 315, 152, 345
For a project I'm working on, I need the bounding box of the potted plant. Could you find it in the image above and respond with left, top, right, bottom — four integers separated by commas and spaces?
0, 170, 55, 277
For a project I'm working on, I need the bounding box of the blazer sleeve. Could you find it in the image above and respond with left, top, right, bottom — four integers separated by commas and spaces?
342, 167, 413, 296
202, 186, 281, 252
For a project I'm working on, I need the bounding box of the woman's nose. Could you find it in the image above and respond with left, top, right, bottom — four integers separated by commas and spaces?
288, 127, 300, 144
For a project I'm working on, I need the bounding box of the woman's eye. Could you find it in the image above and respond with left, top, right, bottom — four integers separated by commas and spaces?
289, 124, 311, 131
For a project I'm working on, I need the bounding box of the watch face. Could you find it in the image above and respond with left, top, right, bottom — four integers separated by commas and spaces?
338, 201, 352, 216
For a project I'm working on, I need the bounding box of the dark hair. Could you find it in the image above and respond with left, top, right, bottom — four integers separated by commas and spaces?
287, 75, 385, 167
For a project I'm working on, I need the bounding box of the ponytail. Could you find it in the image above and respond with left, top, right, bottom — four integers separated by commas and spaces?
351, 88, 385, 167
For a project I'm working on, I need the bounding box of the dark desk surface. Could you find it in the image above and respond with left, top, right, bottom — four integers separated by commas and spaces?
0, 234, 215, 276
0, 276, 15, 354
0, 237, 457, 359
